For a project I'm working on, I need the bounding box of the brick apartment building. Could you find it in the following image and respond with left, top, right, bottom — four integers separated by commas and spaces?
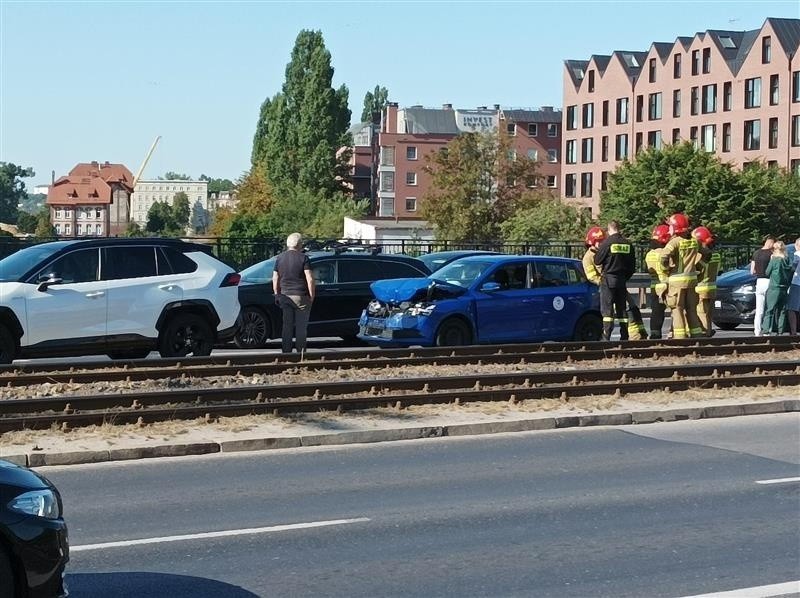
562, 17, 800, 215
372, 103, 562, 218
47, 161, 134, 237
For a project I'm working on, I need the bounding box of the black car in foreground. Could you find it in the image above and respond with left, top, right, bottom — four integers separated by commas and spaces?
235, 250, 430, 348
0, 459, 69, 597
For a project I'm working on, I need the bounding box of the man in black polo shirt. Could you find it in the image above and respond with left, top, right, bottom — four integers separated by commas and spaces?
594, 220, 636, 341
750, 235, 775, 336
273, 232, 316, 353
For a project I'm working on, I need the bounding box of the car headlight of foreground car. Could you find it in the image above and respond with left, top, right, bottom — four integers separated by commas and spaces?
733, 284, 755, 295
8, 489, 61, 519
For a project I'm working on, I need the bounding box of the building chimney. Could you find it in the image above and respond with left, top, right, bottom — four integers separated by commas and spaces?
51, 170, 55, 185
493, 104, 500, 110
442, 103, 452, 110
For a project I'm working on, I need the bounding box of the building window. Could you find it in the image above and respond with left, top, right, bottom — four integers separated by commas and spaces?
380, 146, 395, 166
378, 197, 394, 217
744, 119, 761, 150
649, 58, 656, 83
769, 117, 779, 149
770, 74, 779, 105
581, 138, 593, 163
672, 128, 681, 143
793, 71, 800, 102
588, 69, 595, 92
701, 125, 716, 152
527, 148, 538, 161
56, 209, 62, 218
702, 48, 711, 73
405, 197, 417, 211
545, 175, 556, 188
690, 87, 699, 115
601, 135, 609, 162
635, 95, 644, 122
548, 123, 558, 137
380, 171, 394, 192
580, 172, 592, 198
76, 224, 82, 235
55, 224, 61, 235
689, 126, 698, 148
508, 150, 517, 162
582, 103, 594, 128
701, 84, 717, 114
648, 92, 662, 120
406, 146, 417, 160
65, 210, 71, 218
65, 224, 70, 235
672, 90, 681, 117
406, 172, 417, 185
616, 97, 629, 124
792, 115, 800, 147
722, 123, 731, 152
691, 49, 699, 75
547, 149, 558, 162
566, 140, 577, 164
792, 160, 800, 177
95, 224, 101, 235
615, 134, 628, 160
762, 36, 771, 64
635, 132, 643, 153
565, 174, 577, 197
673, 54, 681, 78
601, 171, 609, 191
528, 123, 538, 136
95, 208, 101, 218
723, 81, 732, 111
507, 122, 516, 136
566, 105, 578, 130
648, 130, 662, 149
744, 78, 761, 108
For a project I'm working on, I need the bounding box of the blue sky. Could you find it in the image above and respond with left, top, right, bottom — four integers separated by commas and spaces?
1, 0, 798, 187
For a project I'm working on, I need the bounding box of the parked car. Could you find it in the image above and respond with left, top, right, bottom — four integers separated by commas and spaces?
357, 254, 602, 347
418, 250, 500, 272
0, 238, 241, 363
713, 245, 797, 330
235, 250, 430, 348
0, 459, 69, 597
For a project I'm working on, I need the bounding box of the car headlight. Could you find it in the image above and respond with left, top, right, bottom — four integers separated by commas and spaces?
733, 284, 755, 294
8, 489, 60, 519
406, 304, 436, 317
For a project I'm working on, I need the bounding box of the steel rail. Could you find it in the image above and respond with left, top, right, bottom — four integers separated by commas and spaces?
2, 338, 798, 387
1, 359, 798, 432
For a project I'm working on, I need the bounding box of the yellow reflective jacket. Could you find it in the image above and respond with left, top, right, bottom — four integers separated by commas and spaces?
645, 249, 669, 288
661, 236, 704, 289
696, 250, 721, 298
582, 248, 602, 285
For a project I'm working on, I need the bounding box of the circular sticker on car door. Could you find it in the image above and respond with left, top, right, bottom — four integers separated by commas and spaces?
553, 296, 565, 311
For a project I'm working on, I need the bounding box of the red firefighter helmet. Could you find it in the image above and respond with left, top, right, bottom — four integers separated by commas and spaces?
651, 224, 671, 245
692, 226, 714, 247
667, 213, 690, 236
585, 226, 606, 247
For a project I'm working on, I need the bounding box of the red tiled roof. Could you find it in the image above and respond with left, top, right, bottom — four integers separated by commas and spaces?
69, 161, 134, 189
46, 175, 113, 205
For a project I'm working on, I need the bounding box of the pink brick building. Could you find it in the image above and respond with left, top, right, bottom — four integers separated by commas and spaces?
562, 17, 800, 216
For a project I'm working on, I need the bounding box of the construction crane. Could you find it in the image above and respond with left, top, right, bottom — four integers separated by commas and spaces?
133, 135, 161, 186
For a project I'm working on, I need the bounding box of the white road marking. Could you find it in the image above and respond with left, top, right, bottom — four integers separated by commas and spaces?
71, 517, 370, 552
755, 476, 800, 485
679, 580, 800, 597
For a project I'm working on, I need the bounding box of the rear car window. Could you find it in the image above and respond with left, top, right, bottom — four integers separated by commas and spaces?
102, 246, 158, 280
163, 247, 199, 274
337, 259, 380, 283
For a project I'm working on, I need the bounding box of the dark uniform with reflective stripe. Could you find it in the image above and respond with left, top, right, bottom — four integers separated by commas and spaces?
594, 233, 636, 341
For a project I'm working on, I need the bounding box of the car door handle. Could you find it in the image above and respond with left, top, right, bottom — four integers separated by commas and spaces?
159, 284, 177, 291
85, 291, 105, 298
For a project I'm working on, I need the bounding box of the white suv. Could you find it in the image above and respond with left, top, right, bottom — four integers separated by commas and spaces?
0, 238, 241, 362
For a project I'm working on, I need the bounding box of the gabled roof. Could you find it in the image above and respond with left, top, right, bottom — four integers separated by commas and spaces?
46, 175, 113, 205
564, 59, 589, 86
69, 162, 134, 189
401, 108, 460, 134
616, 51, 648, 77
652, 42, 673, 61
767, 17, 800, 56
502, 108, 562, 123
590, 54, 611, 74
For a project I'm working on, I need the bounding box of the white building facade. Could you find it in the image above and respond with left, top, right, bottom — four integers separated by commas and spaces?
131, 180, 209, 231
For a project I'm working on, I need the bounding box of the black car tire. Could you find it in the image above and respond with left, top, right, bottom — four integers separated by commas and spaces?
0, 548, 14, 597
435, 318, 472, 346
235, 306, 271, 349
0, 323, 15, 364
714, 322, 740, 330
107, 349, 151, 360
158, 313, 214, 358
573, 314, 603, 341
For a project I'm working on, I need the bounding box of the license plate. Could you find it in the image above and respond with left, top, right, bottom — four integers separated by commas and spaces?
368, 318, 385, 328
714, 300, 721, 308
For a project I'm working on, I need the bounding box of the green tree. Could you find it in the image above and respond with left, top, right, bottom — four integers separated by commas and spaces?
500, 191, 587, 242
33, 209, 55, 238
0, 163, 34, 224
251, 29, 352, 195
16, 211, 38, 234
420, 129, 542, 242
199, 174, 235, 196
162, 172, 191, 180
124, 222, 145, 237
361, 85, 389, 122
172, 192, 190, 230
146, 202, 177, 235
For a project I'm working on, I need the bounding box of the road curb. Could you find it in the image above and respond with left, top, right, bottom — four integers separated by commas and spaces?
12, 399, 798, 468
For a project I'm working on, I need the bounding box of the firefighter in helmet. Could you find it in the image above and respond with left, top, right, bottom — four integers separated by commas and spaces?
594, 220, 636, 341
582, 226, 606, 285
692, 225, 719, 336
645, 224, 671, 339
660, 213, 705, 339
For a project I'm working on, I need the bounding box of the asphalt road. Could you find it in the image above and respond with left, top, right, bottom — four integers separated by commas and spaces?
44, 413, 800, 598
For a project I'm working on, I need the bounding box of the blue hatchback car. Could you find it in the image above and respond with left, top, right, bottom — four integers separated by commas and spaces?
357, 255, 602, 347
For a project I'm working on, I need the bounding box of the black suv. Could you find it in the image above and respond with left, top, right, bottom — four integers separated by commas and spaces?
235, 248, 430, 347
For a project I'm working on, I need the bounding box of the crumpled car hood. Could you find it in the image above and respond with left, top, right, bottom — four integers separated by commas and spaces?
370, 277, 465, 302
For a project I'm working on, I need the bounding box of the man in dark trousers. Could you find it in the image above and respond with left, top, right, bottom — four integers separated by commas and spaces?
272, 232, 316, 354
594, 220, 636, 341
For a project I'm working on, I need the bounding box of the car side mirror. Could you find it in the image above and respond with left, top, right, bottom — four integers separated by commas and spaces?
480, 282, 501, 293
37, 273, 62, 292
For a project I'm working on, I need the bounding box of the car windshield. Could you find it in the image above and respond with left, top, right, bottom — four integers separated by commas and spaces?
240, 257, 276, 283
0, 242, 74, 282
419, 254, 452, 272
430, 260, 492, 287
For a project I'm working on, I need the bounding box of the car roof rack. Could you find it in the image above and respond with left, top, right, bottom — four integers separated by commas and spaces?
307, 239, 382, 255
